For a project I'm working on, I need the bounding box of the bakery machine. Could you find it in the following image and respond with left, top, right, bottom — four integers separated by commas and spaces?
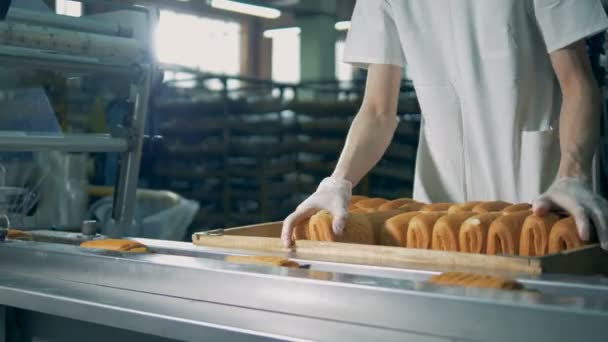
0, 0, 155, 235
0, 1, 606, 342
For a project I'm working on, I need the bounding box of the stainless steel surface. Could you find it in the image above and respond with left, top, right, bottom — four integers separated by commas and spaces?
0, 240, 607, 341
6, 8, 132, 37
0, 271, 443, 342
0, 132, 127, 152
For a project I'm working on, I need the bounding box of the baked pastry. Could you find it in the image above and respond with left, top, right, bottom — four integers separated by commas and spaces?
354, 198, 389, 213
378, 198, 418, 211
406, 212, 447, 249
381, 211, 420, 246
429, 272, 523, 290
80, 239, 148, 253
365, 210, 408, 243
398, 202, 426, 212
447, 202, 482, 214
420, 203, 452, 212
6, 229, 32, 240
349, 195, 368, 205
431, 212, 476, 251
501, 203, 532, 214
547, 217, 584, 254
519, 213, 560, 257
458, 213, 501, 254
224, 255, 300, 268
348, 195, 368, 210
292, 218, 310, 240
472, 201, 512, 214
486, 211, 532, 255
308, 210, 375, 244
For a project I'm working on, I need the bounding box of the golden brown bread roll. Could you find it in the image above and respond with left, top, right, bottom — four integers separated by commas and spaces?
431, 212, 476, 251
519, 213, 560, 257
486, 211, 532, 255
381, 211, 420, 246
365, 210, 408, 243
398, 202, 426, 212
406, 212, 447, 249
349, 195, 368, 205
420, 203, 452, 212
354, 198, 389, 213
292, 218, 310, 240
472, 201, 512, 214
309, 210, 375, 244
348, 195, 368, 210
377, 198, 418, 211
6, 229, 32, 240
429, 272, 523, 290
308, 213, 331, 241
80, 239, 148, 253
224, 255, 300, 268
458, 213, 501, 254
447, 202, 482, 214
547, 217, 584, 254
501, 203, 532, 214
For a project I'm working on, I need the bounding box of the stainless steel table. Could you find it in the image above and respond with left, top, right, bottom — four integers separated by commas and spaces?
0, 235, 606, 342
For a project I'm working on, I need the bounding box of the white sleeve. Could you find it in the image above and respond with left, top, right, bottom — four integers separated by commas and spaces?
533, 0, 608, 53
343, 0, 405, 69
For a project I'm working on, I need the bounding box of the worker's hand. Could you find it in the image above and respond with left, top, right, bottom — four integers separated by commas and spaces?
281, 177, 352, 247
533, 177, 608, 250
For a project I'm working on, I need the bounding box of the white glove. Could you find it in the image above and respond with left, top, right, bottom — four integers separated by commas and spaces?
281, 177, 352, 247
533, 177, 608, 250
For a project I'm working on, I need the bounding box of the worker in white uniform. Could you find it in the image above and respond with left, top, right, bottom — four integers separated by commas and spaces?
282, 0, 608, 250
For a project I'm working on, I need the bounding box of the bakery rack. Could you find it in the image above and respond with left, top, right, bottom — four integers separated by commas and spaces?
0, 1, 157, 236
153, 73, 300, 229
152, 72, 422, 230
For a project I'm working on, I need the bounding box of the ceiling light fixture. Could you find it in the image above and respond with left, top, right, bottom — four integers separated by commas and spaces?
334, 21, 350, 31
263, 26, 301, 38
209, 0, 281, 19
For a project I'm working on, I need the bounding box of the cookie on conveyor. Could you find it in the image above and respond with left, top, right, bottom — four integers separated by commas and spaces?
224, 255, 300, 268
429, 272, 523, 290
80, 239, 148, 253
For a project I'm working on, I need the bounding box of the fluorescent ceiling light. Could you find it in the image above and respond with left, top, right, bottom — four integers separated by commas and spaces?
263, 26, 300, 38
209, 0, 281, 19
335, 21, 350, 31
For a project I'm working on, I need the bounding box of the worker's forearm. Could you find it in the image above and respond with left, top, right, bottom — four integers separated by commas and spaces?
557, 83, 602, 181
331, 111, 398, 186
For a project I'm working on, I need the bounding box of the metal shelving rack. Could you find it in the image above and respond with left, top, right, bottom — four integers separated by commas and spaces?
0, 1, 157, 236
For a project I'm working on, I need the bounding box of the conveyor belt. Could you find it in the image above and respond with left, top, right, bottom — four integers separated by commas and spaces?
0, 235, 607, 341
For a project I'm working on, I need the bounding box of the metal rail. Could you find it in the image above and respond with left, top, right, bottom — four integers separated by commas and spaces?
0, 22, 142, 61
6, 8, 133, 37
0, 133, 127, 152
0, 45, 139, 76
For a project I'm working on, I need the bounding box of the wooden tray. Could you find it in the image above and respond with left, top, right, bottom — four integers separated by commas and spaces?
192, 222, 608, 276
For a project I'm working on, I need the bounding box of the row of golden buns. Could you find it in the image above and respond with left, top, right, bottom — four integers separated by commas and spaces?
292, 196, 586, 256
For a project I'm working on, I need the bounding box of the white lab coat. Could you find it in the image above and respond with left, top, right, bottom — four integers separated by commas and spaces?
344, 0, 608, 203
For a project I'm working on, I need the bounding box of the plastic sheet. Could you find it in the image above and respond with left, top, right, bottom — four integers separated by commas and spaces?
89, 191, 199, 241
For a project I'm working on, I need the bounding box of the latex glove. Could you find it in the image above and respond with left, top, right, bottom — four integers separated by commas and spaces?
533, 177, 608, 249
281, 177, 352, 247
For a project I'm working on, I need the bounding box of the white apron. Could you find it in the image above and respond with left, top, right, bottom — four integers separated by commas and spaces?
344, 0, 608, 203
